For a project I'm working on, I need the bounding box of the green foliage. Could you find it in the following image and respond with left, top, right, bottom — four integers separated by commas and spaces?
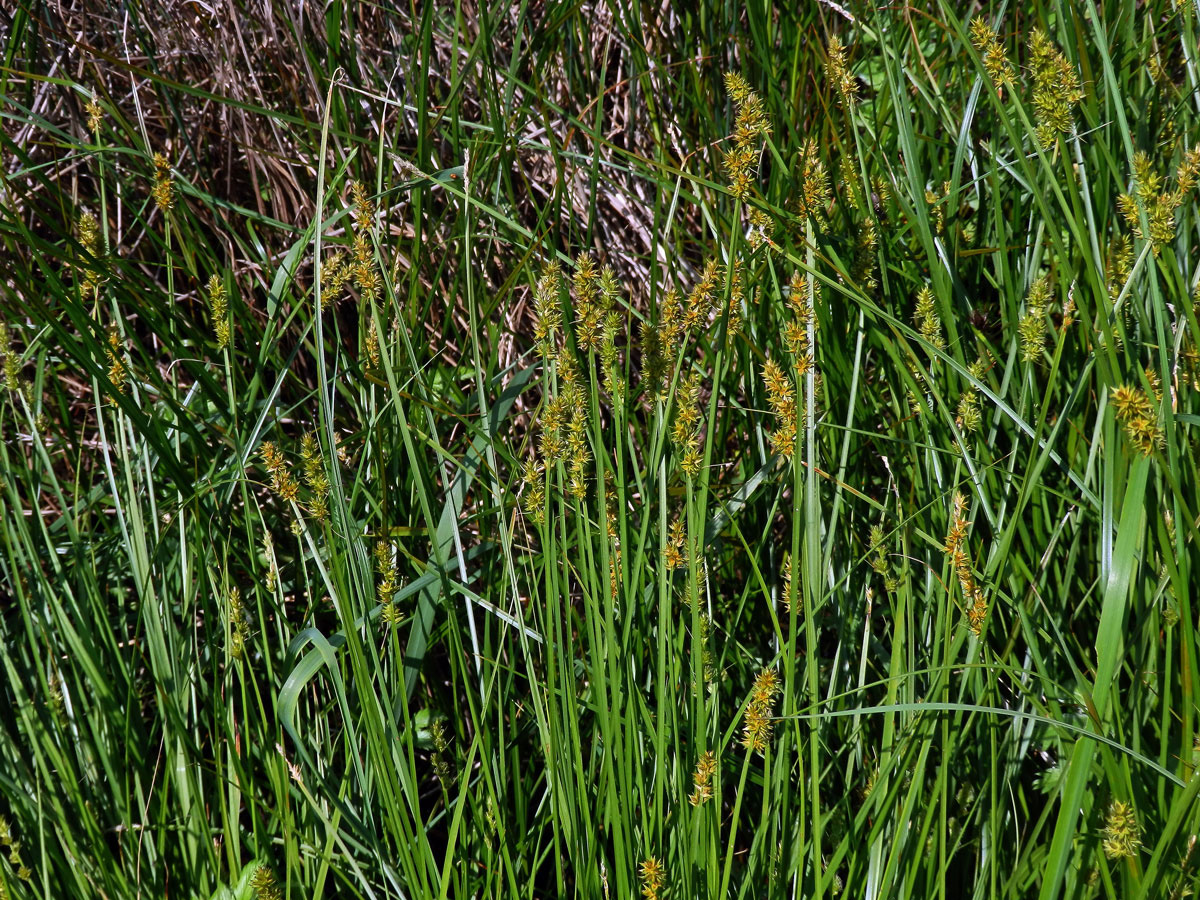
1, 1, 1199, 898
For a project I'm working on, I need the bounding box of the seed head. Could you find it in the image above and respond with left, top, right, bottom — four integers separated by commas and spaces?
85, 92, 103, 133
76, 212, 107, 292
250, 865, 283, 900
723, 72, 752, 106
351, 180, 374, 232
152, 152, 175, 212
914, 286, 945, 351
1102, 800, 1141, 859
964, 587, 988, 636
1110, 384, 1162, 455
969, 18, 1015, 87
741, 668, 781, 754
1028, 28, 1083, 143
664, 517, 686, 570
826, 36, 858, 106
639, 857, 666, 900
945, 492, 970, 553
1020, 277, 1051, 363
1175, 145, 1200, 197
208, 275, 230, 349
747, 207, 774, 250
688, 750, 718, 806
105, 330, 126, 393
762, 357, 797, 460
796, 139, 831, 222
723, 71, 770, 198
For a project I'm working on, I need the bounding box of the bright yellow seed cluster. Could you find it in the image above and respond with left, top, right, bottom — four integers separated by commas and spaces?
152, 152, 175, 212
1028, 28, 1083, 145
723, 72, 770, 199
573, 253, 621, 353
536, 352, 589, 494
105, 329, 126, 394
969, 18, 1014, 88
1019, 276, 1051, 363
375, 540, 401, 624
1110, 380, 1163, 455
684, 259, 721, 334
208, 274, 230, 350
925, 180, 951, 236
300, 432, 330, 521
521, 458, 546, 525
639, 856, 666, 900
663, 517, 686, 569
955, 359, 988, 441
915, 286, 945, 351
524, 255, 616, 511
1101, 800, 1141, 859
746, 207, 774, 251
688, 750, 718, 806
762, 358, 796, 458
1118, 147, 1200, 255
76, 212, 107, 293
741, 668, 781, 754
795, 139, 830, 223
784, 271, 817, 377
352, 181, 381, 304
533, 261, 563, 357
762, 272, 820, 458
826, 36, 858, 106
85, 91, 103, 133
672, 372, 704, 477
645, 260, 723, 401
946, 493, 987, 635
323, 181, 382, 308
262, 441, 299, 502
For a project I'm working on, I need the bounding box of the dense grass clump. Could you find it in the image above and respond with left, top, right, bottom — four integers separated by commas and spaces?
2, 1, 1199, 897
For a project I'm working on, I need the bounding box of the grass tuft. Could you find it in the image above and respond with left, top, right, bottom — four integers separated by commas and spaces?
2, 1, 1200, 898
